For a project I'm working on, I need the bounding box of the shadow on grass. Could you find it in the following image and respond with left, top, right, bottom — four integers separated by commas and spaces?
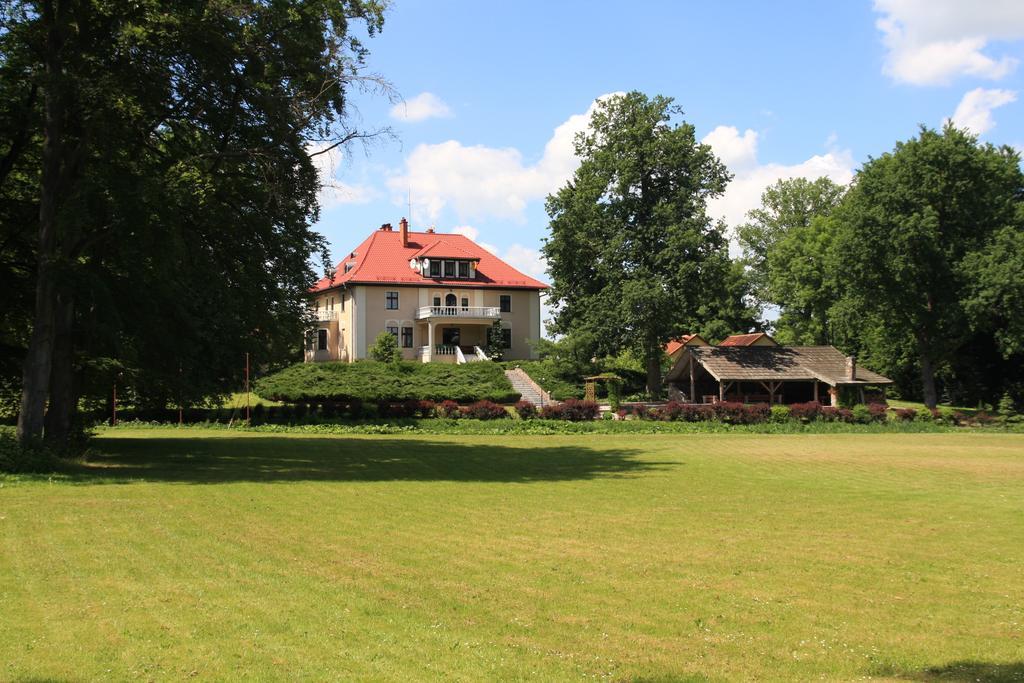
879, 661, 1024, 682
61, 436, 663, 484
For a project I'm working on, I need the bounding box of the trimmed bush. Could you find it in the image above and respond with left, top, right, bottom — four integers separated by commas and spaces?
559, 399, 600, 421
515, 401, 537, 419
770, 405, 791, 423
893, 407, 917, 422
256, 360, 520, 404
539, 404, 563, 420
461, 400, 508, 420
789, 401, 822, 422
436, 400, 460, 419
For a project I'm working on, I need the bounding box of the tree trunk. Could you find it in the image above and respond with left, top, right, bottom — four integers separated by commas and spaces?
645, 345, 662, 397
16, 0, 69, 445
43, 291, 75, 450
919, 354, 938, 409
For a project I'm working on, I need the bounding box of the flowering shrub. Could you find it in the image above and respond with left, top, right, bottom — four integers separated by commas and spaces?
868, 403, 888, 422
628, 404, 649, 420
893, 407, 917, 422
435, 400, 460, 419
416, 400, 436, 418
539, 404, 563, 419
789, 401, 822, 422
652, 401, 684, 421
559, 399, 600, 421
515, 401, 537, 419
820, 406, 854, 422
680, 403, 714, 421
460, 400, 509, 420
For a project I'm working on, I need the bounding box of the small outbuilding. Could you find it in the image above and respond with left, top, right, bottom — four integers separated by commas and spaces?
664, 344, 892, 405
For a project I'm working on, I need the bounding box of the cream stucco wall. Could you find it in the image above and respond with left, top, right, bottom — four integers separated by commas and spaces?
334, 284, 542, 361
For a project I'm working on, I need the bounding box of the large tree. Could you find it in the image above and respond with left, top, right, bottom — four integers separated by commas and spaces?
542, 92, 753, 395
831, 125, 1023, 408
737, 177, 845, 344
2, 0, 389, 446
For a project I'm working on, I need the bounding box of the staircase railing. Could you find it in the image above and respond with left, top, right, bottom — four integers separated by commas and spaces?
473, 346, 489, 361
455, 346, 466, 364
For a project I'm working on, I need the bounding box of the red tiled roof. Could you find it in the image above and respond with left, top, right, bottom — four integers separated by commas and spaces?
311, 228, 548, 292
665, 334, 698, 355
719, 332, 777, 347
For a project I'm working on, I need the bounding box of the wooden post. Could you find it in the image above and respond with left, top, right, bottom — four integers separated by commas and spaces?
689, 352, 696, 403
858, 386, 866, 404
813, 381, 819, 403
829, 385, 839, 406
245, 352, 250, 424
719, 380, 725, 403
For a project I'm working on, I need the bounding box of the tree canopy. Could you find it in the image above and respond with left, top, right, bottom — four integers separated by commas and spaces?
0, 0, 390, 446
542, 91, 756, 395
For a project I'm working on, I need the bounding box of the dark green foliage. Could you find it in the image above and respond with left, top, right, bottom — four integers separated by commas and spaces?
369, 332, 402, 363
515, 401, 537, 419
738, 178, 845, 345
830, 125, 1024, 408
542, 92, 756, 395
254, 361, 521, 404
2, 0, 391, 446
486, 321, 506, 362
0, 428, 59, 473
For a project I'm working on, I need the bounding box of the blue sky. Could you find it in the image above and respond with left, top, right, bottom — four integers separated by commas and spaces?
314, 0, 1024, 284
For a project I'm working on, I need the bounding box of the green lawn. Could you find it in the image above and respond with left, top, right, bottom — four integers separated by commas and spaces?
3, 430, 1023, 681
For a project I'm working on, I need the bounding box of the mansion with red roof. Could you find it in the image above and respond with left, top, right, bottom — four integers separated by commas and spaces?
307, 219, 547, 363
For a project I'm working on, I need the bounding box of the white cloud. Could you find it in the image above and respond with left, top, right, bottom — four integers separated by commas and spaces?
502, 244, 547, 281
389, 92, 453, 122
948, 87, 1017, 135
451, 225, 498, 254
308, 142, 377, 208
874, 0, 1024, 85
701, 126, 855, 236
389, 92, 624, 223
702, 126, 758, 170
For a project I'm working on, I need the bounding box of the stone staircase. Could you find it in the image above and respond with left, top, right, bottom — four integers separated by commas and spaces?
505, 367, 555, 407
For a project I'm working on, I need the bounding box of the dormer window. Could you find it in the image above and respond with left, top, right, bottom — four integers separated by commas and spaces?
417, 256, 477, 279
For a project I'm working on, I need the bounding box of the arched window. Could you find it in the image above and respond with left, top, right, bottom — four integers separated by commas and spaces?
445, 293, 457, 307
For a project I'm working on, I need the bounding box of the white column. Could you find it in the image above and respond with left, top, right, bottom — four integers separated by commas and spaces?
427, 322, 434, 362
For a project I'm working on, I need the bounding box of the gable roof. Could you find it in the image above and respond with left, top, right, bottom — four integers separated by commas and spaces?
666, 345, 892, 386
665, 334, 709, 356
718, 332, 778, 347
311, 228, 548, 292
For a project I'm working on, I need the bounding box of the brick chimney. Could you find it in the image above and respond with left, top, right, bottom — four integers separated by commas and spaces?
846, 355, 856, 381
380, 223, 393, 231
399, 217, 409, 247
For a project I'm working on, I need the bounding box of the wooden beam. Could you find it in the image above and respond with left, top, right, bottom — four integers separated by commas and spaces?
689, 352, 696, 404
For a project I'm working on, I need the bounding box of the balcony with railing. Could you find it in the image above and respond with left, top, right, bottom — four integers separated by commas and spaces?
313, 309, 339, 322
414, 306, 500, 320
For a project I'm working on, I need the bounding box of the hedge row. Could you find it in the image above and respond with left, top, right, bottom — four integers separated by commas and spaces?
254, 361, 520, 404
622, 401, 891, 424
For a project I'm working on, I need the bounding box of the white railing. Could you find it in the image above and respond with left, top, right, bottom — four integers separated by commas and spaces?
455, 346, 466, 364
417, 345, 431, 362
313, 310, 339, 321
415, 306, 500, 319
473, 346, 489, 361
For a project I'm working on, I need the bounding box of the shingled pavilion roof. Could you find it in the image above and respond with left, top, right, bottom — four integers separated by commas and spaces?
665, 345, 892, 386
